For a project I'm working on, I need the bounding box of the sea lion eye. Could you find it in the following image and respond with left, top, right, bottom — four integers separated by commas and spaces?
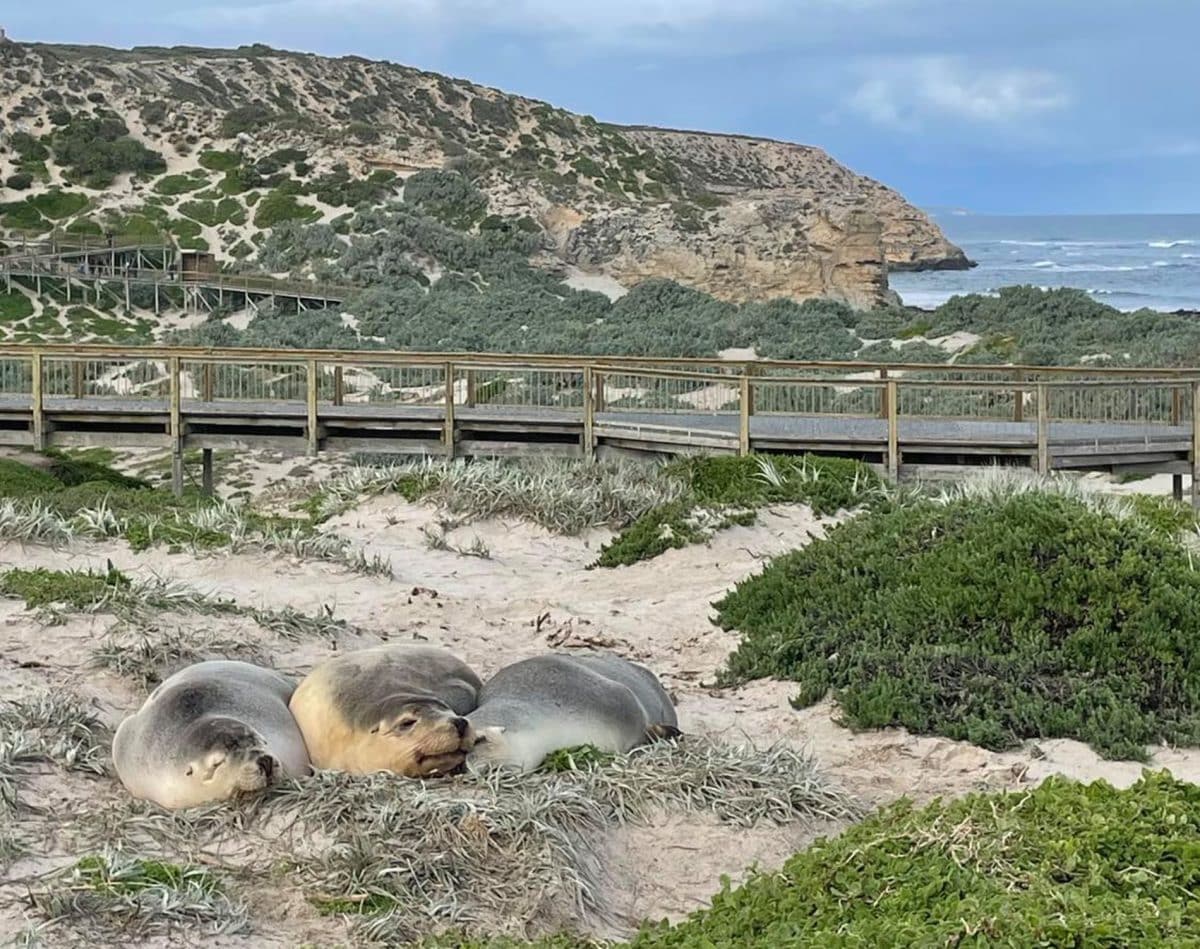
395, 718, 417, 732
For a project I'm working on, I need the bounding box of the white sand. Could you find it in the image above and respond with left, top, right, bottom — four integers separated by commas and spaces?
1, 463, 1197, 944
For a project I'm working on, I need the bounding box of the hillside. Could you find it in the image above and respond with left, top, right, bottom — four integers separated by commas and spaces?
0, 38, 969, 309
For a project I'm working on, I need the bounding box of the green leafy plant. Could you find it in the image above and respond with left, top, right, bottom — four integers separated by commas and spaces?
631, 773, 1200, 948
717, 484, 1200, 759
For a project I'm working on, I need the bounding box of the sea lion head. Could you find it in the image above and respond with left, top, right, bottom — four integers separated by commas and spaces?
181, 716, 278, 797
359, 695, 476, 778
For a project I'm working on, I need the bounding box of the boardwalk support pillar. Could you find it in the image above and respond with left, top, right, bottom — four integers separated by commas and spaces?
444, 362, 456, 458
306, 359, 319, 456
738, 375, 751, 456
30, 353, 44, 451
202, 449, 214, 497
1192, 380, 1200, 510
169, 356, 183, 498
886, 379, 899, 481
1036, 383, 1050, 475
582, 366, 595, 460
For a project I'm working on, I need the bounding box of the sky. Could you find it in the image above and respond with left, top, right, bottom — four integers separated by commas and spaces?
7, 1, 1200, 215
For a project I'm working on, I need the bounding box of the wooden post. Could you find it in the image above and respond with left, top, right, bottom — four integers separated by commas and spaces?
306, 358, 319, 456
30, 353, 44, 451
169, 355, 183, 497
202, 363, 214, 402
154, 281, 160, 315
594, 371, 606, 413
72, 360, 84, 400
738, 374, 751, 456
878, 368, 889, 420
201, 448, 214, 496
1013, 370, 1025, 422
1036, 383, 1050, 474
886, 379, 899, 481
443, 361, 456, 458
333, 365, 344, 407
465, 369, 477, 408
582, 366, 595, 460
1173, 474, 1184, 502
1172, 386, 1183, 426
1192, 380, 1200, 510
124, 275, 131, 312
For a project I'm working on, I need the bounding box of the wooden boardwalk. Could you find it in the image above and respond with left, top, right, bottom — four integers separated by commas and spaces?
1, 343, 1198, 503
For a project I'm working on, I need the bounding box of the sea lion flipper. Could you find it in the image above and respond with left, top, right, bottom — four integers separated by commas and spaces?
644, 723, 682, 742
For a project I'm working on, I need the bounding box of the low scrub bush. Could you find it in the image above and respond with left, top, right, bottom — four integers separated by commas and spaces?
253, 188, 321, 228
631, 773, 1200, 947
595, 455, 880, 568
717, 481, 1200, 759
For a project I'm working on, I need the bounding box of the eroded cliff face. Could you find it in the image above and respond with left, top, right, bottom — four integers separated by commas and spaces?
0, 41, 967, 308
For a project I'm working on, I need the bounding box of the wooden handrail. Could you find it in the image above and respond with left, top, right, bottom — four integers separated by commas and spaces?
3, 343, 1200, 381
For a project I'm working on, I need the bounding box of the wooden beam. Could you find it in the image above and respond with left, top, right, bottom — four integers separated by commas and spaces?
169, 355, 183, 497
582, 366, 595, 460
1036, 383, 1050, 474
202, 448, 214, 496
306, 358, 319, 456
1013, 370, 1025, 422
443, 361, 456, 458
878, 367, 889, 420
333, 365, 344, 407
30, 353, 44, 451
1193, 380, 1200, 510
738, 374, 751, 456
886, 379, 899, 480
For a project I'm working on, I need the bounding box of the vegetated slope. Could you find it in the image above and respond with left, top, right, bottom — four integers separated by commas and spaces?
716, 483, 1200, 760
0, 37, 966, 308
629, 773, 1200, 948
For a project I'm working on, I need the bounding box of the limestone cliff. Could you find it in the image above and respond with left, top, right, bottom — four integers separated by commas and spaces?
0, 40, 969, 308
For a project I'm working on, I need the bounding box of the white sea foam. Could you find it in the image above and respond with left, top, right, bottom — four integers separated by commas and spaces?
1148, 240, 1196, 248
1032, 260, 1056, 268
1152, 260, 1171, 267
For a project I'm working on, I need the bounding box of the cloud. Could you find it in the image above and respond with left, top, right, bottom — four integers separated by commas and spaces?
847, 56, 1071, 129
190, 0, 899, 45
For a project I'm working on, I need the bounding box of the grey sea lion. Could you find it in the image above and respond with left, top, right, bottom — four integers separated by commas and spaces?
288, 644, 481, 778
112, 660, 311, 810
467, 652, 680, 772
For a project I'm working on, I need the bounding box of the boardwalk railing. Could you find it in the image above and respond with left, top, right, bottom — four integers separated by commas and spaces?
1, 344, 1198, 500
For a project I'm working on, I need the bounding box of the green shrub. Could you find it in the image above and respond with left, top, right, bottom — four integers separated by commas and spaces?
253, 189, 320, 228
178, 197, 245, 227
221, 103, 275, 137
1, 202, 44, 230
0, 565, 132, 610
5, 172, 32, 191
0, 291, 34, 323
26, 189, 88, 219
631, 773, 1200, 948
198, 149, 242, 172
594, 455, 880, 568
0, 458, 59, 495
402, 168, 488, 229
717, 489, 1200, 759
49, 114, 166, 188
153, 174, 204, 196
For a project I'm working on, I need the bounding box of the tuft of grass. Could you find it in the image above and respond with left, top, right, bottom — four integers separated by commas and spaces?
0, 564, 131, 611
594, 454, 880, 568
630, 772, 1200, 948
30, 851, 248, 938
100, 737, 851, 945
90, 625, 270, 690
0, 692, 110, 812
718, 469, 1200, 760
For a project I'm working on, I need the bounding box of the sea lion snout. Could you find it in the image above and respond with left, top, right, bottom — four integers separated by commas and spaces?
453, 716, 469, 739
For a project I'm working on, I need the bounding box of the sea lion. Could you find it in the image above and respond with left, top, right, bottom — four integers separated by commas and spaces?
112, 660, 310, 810
467, 652, 681, 772
288, 644, 481, 778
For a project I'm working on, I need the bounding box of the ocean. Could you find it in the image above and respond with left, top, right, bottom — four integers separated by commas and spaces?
889, 213, 1200, 313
